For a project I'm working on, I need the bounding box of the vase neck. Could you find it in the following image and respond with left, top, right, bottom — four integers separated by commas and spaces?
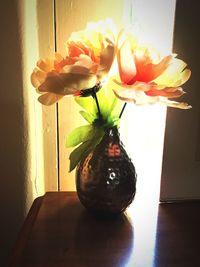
104, 127, 120, 141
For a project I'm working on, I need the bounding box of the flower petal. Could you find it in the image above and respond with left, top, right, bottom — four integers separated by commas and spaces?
67, 41, 86, 57
146, 87, 185, 98
161, 99, 192, 109
112, 76, 158, 92
61, 64, 92, 75
117, 39, 136, 84
135, 54, 173, 82
153, 58, 191, 87
74, 55, 97, 69
38, 72, 97, 95
38, 72, 64, 94
113, 89, 136, 103
173, 69, 191, 87
37, 58, 55, 72
38, 93, 63, 105
31, 68, 47, 88
97, 44, 115, 79
113, 88, 159, 105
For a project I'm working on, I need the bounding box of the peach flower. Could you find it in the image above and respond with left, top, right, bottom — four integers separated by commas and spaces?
111, 31, 191, 109
31, 19, 116, 105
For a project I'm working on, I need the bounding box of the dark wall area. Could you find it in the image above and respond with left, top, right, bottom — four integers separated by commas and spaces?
0, 1, 26, 265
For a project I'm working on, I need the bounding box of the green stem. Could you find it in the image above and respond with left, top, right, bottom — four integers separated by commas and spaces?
119, 102, 127, 119
92, 88, 102, 120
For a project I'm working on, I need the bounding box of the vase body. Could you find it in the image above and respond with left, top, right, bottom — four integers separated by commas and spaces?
76, 127, 137, 215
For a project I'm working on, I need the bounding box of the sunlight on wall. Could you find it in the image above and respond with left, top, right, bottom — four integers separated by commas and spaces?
121, 0, 176, 205
120, 1, 176, 266
21, 0, 45, 207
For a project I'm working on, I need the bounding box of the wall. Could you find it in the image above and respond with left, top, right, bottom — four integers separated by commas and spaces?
0, 1, 26, 264
160, 0, 200, 201
0, 0, 42, 265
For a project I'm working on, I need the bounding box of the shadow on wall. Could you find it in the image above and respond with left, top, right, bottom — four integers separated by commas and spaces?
160, 0, 200, 201
0, 1, 31, 265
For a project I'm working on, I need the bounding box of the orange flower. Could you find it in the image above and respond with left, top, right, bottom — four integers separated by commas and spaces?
31, 19, 116, 105
111, 31, 191, 109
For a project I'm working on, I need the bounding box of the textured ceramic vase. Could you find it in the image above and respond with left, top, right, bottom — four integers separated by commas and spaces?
76, 127, 137, 215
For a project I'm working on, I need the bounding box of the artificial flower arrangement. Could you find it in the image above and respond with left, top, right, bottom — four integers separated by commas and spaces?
31, 19, 191, 173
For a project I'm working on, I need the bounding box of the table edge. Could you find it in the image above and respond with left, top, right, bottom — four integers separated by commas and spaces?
8, 196, 44, 267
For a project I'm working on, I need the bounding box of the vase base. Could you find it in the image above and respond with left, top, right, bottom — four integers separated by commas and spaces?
84, 207, 125, 220
77, 191, 134, 217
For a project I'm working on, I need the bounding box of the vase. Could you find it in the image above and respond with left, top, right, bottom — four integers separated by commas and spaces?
76, 127, 137, 215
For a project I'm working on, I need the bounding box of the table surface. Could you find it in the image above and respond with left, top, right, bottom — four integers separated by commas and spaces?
9, 192, 200, 267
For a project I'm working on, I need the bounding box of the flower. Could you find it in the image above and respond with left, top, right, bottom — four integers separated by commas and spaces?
31, 19, 116, 105
31, 20, 192, 171
68, 19, 116, 80
111, 31, 191, 109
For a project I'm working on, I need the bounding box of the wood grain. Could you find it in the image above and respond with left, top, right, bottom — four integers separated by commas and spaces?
9, 192, 200, 267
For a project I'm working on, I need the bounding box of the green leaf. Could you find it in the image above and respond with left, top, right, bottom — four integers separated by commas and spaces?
75, 96, 96, 115
110, 98, 123, 120
96, 86, 109, 118
79, 111, 95, 123
69, 140, 92, 172
107, 115, 120, 127
69, 127, 104, 172
65, 125, 93, 148
96, 85, 122, 122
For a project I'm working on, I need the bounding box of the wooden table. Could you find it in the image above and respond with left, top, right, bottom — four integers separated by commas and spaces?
9, 192, 200, 267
